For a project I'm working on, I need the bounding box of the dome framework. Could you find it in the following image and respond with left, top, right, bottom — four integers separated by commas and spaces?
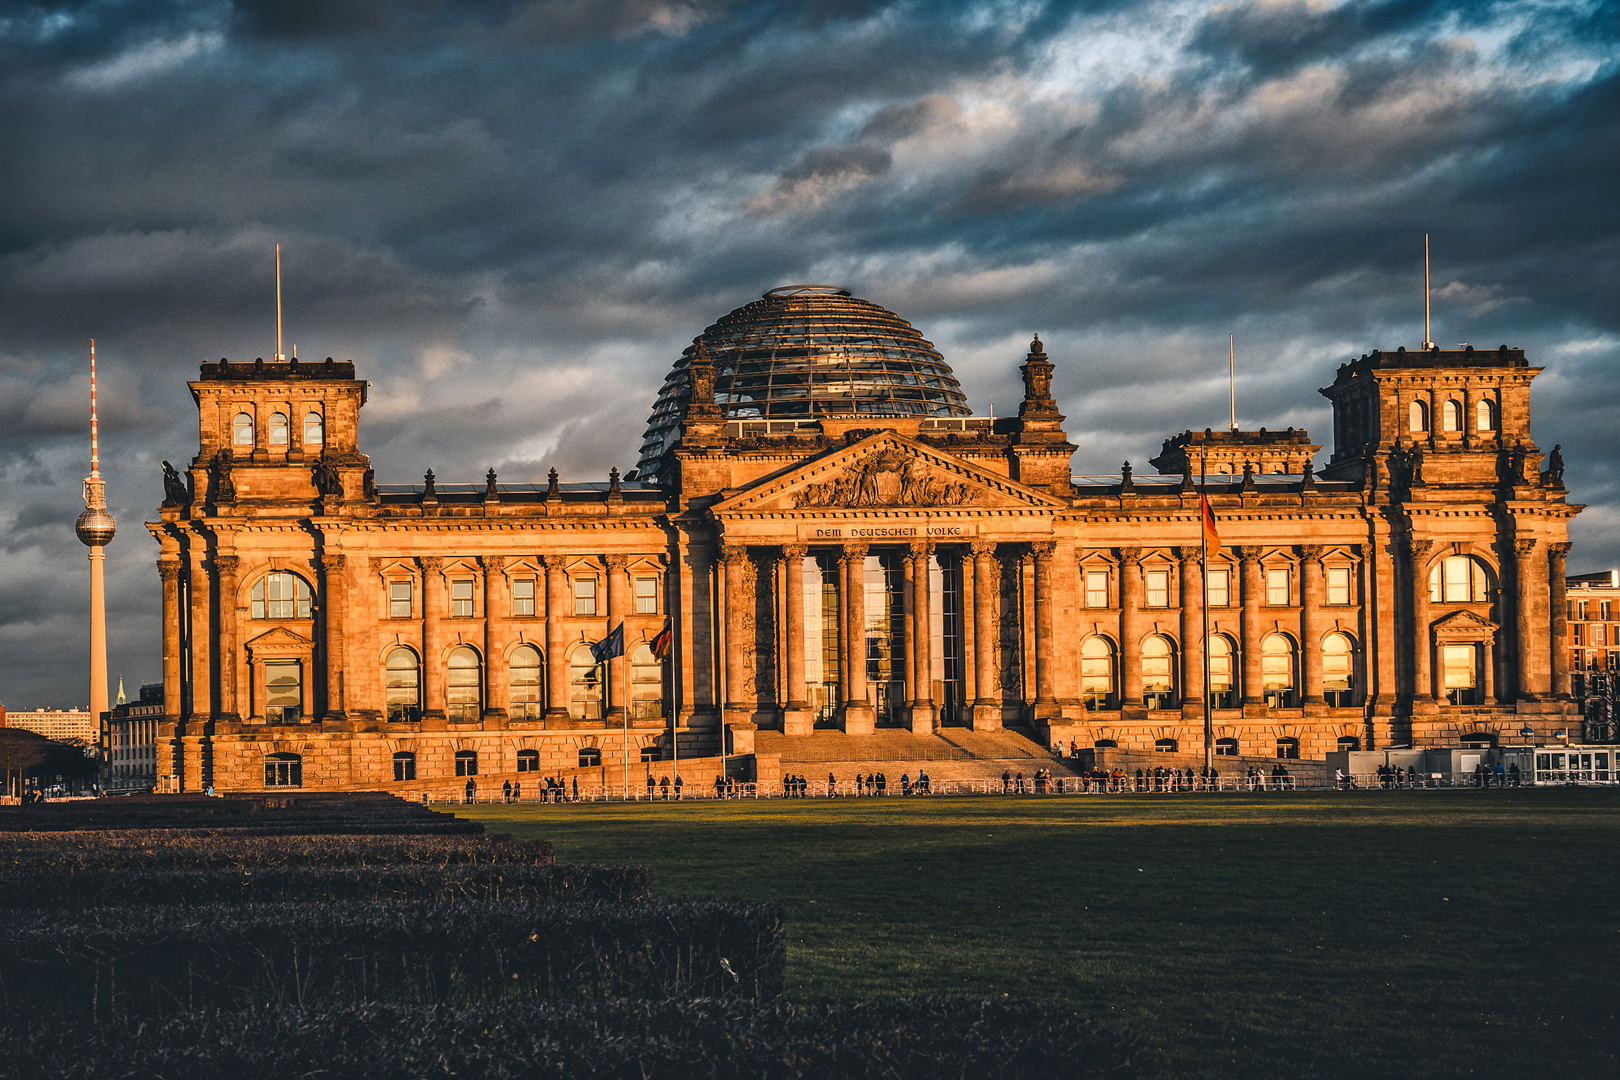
636, 286, 970, 478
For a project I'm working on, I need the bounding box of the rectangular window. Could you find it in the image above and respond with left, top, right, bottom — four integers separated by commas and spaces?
1603, 601, 1613, 620
635, 576, 658, 615
1326, 566, 1352, 606
1144, 569, 1169, 608
1206, 569, 1229, 608
1596, 625, 1609, 648
1572, 624, 1584, 646
512, 579, 536, 617
574, 577, 597, 616
1578, 601, 1590, 620
265, 661, 302, 724
1266, 568, 1290, 606
451, 579, 474, 618
1442, 644, 1477, 689
389, 580, 412, 619
1084, 570, 1109, 608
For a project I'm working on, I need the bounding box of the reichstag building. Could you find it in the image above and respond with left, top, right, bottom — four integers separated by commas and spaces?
147, 285, 1580, 791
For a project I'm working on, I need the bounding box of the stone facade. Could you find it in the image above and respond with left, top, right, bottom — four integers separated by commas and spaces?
146, 335, 1581, 792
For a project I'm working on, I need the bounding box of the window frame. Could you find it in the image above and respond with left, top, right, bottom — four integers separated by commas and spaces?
233, 411, 255, 447
517, 748, 541, 773
634, 575, 659, 615
385, 647, 421, 724
454, 749, 479, 777
573, 575, 598, 616
1326, 565, 1353, 606
1144, 568, 1170, 609
1265, 566, 1291, 607
303, 411, 324, 445
253, 572, 312, 620
450, 578, 475, 618
1205, 567, 1230, 608
264, 753, 301, 787
1083, 569, 1110, 609
268, 411, 290, 446
512, 578, 537, 617
389, 579, 413, 619
392, 751, 416, 782
446, 646, 483, 722
508, 644, 544, 720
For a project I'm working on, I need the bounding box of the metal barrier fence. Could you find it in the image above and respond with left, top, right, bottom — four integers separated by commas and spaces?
424, 769, 1617, 804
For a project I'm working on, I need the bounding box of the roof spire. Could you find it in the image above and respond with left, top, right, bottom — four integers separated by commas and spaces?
1422, 233, 1435, 351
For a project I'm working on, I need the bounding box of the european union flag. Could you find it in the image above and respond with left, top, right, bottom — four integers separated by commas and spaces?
590, 622, 624, 665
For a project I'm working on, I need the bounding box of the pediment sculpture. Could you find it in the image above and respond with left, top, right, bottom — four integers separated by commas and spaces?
791, 448, 976, 509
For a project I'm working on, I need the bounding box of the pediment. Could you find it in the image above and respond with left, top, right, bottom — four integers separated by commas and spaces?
1430, 609, 1498, 639
245, 626, 315, 652
712, 433, 1065, 515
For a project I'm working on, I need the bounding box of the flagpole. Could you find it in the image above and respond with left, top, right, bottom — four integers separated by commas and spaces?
667, 620, 678, 797
623, 648, 631, 801
1201, 450, 1213, 777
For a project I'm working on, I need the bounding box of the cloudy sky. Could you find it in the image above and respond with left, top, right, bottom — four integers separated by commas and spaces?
1, 0, 1616, 707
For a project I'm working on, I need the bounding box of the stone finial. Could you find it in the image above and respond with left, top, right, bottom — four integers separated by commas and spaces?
423, 468, 436, 496
686, 338, 722, 422
546, 467, 560, 498
485, 467, 498, 499
608, 466, 621, 495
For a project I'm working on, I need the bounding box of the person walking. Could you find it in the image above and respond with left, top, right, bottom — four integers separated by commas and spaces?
502, 779, 513, 803
673, 774, 682, 800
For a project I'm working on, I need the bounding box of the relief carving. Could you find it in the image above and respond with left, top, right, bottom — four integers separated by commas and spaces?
792, 448, 975, 509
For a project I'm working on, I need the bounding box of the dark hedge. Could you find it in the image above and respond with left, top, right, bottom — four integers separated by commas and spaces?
0, 792, 473, 835
0, 832, 554, 871
0, 997, 1145, 1079
0, 897, 784, 1013
0, 863, 649, 909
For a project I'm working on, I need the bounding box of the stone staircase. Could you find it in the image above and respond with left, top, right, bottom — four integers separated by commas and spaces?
754, 727, 1079, 787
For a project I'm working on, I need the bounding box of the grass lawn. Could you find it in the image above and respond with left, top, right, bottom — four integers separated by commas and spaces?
457, 789, 1619, 1078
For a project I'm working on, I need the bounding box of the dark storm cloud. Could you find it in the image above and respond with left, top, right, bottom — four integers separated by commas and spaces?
1, 0, 1616, 705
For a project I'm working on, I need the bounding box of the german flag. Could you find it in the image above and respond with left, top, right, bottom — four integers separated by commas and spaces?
650, 619, 672, 661
1200, 495, 1222, 556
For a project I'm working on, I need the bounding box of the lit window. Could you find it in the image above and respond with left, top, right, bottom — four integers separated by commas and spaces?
1080, 637, 1114, 709
304, 412, 324, 445
1429, 556, 1489, 603
252, 573, 311, 619
512, 579, 536, 617
1476, 399, 1496, 431
517, 749, 540, 773
630, 643, 664, 718
389, 580, 412, 618
1323, 632, 1355, 707
269, 412, 289, 446
1141, 636, 1175, 709
635, 576, 659, 615
1206, 568, 1230, 607
1442, 400, 1461, 432
1266, 568, 1290, 606
1443, 644, 1480, 705
1261, 635, 1296, 708
1084, 570, 1109, 608
385, 648, 420, 723
1145, 569, 1169, 608
1207, 635, 1236, 709
393, 751, 416, 782
446, 646, 482, 721
454, 750, 478, 777
451, 579, 474, 618
569, 646, 604, 719
264, 753, 301, 787
509, 645, 544, 720
233, 412, 254, 447
574, 577, 597, 616
265, 661, 302, 723
1409, 400, 1428, 433
1326, 566, 1352, 606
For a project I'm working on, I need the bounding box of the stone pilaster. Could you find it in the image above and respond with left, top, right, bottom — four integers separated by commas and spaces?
1550, 542, 1572, 701
318, 553, 347, 721
1177, 547, 1203, 712
781, 545, 812, 735
606, 554, 629, 722
480, 555, 506, 724
839, 544, 874, 734
1029, 541, 1059, 721
907, 541, 936, 733
1236, 547, 1263, 710
419, 556, 444, 723
1119, 547, 1143, 711
542, 555, 570, 723
969, 540, 1001, 730
157, 559, 183, 783
214, 554, 240, 722
1513, 536, 1539, 702
188, 552, 213, 725
1408, 539, 1434, 709
1300, 545, 1325, 705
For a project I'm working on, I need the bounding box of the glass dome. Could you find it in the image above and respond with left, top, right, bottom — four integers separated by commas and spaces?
636, 286, 971, 479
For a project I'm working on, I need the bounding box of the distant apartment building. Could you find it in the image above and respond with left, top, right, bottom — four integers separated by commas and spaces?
105, 684, 163, 791
0, 706, 97, 745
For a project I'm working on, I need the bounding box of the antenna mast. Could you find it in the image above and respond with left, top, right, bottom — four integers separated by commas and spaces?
275, 243, 285, 362
1422, 233, 1435, 350
1228, 334, 1237, 431
89, 340, 100, 477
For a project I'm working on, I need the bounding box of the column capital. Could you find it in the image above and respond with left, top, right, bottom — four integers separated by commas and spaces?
604, 554, 628, 572
781, 544, 808, 560
1549, 542, 1573, 561
479, 554, 506, 573
1299, 544, 1326, 562
1174, 546, 1200, 564
1029, 540, 1057, 560
719, 542, 748, 563
1404, 539, 1432, 563
908, 540, 936, 561
213, 555, 239, 576
540, 553, 569, 572
969, 539, 997, 559
157, 560, 182, 582
317, 552, 347, 573
418, 555, 443, 575
1117, 545, 1142, 566
1513, 537, 1538, 557
838, 543, 870, 564
1231, 545, 1260, 562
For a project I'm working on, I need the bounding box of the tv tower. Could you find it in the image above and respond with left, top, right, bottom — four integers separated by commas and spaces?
75, 340, 116, 728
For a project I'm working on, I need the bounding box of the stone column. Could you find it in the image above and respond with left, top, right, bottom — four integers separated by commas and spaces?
1300, 546, 1325, 705
318, 553, 347, 721
542, 555, 570, 723
1409, 540, 1434, 706
839, 544, 874, 734
214, 554, 240, 722
721, 545, 750, 723
908, 541, 936, 733
901, 549, 918, 711
1177, 548, 1203, 711
481, 555, 505, 723
419, 556, 443, 722
1119, 547, 1143, 710
969, 541, 1001, 731
1236, 547, 1263, 708
1514, 536, 1539, 702
606, 554, 629, 721
188, 553, 213, 723
781, 546, 811, 735
1550, 542, 1572, 701
1030, 541, 1058, 720
159, 560, 183, 725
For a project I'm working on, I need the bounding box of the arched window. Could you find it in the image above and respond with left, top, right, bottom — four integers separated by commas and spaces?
1092, 738, 1118, 748
1154, 738, 1179, 753
1476, 399, 1496, 431
1207, 635, 1237, 709
1323, 632, 1356, 707
1215, 737, 1240, 756
268, 412, 289, 446
569, 645, 604, 720
1080, 637, 1115, 709
392, 751, 416, 782
578, 747, 602, 767
1429, 555, 1490, 603
630, 644, 665, 718
508, 645, 544, 721
1409, 400, 1428, 433
304, 412, 324, 445
233, 411, 254, 447
1442, 400, 1461, 432
454, 749, 478, 776
385, 648, 421, 723
1275, 736, 1300, 759
252, 572, 312, 619
264, 752, 301, 787
1336, 735, 1361, 752
517, 748, 540, 772
1141, 635, 1176, 710
1262, 634, 1297, 708
446, 647, 482, 722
